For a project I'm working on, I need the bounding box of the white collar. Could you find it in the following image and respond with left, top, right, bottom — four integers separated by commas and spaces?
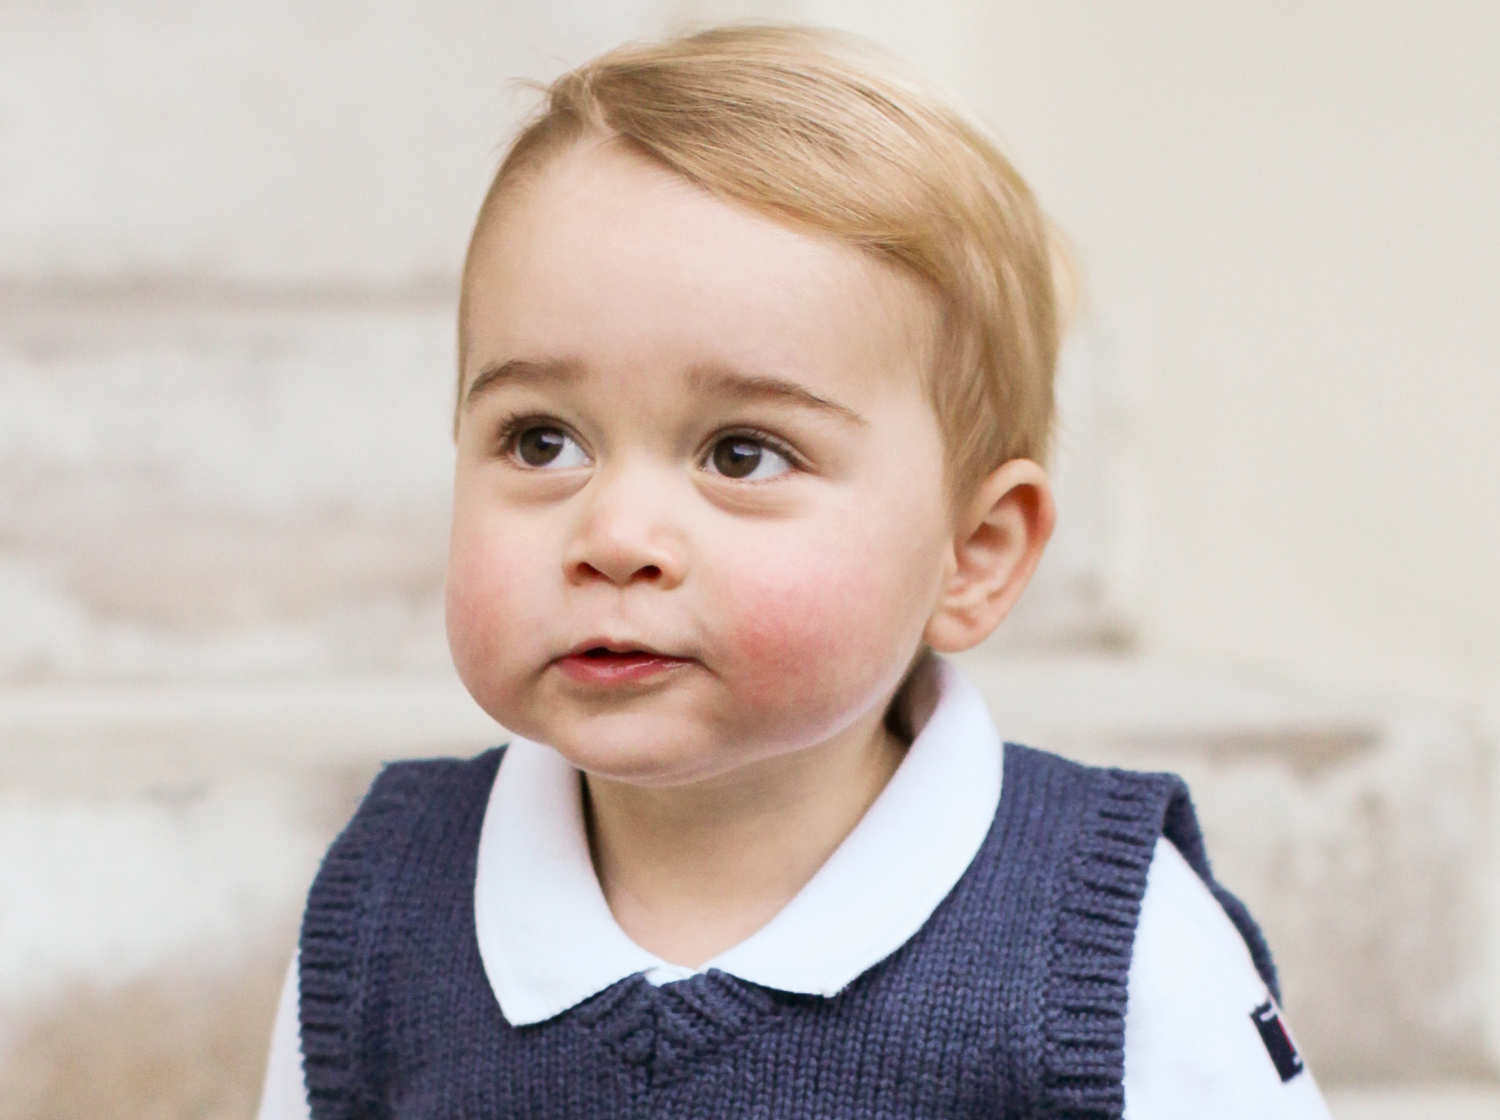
473, 653, 1003, 1026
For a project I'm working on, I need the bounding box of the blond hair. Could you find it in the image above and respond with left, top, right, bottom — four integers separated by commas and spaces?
457, 23, 1064, 496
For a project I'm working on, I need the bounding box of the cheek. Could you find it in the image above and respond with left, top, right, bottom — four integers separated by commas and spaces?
444, 516, 541, 673
445, 538, 496, 685
729, 573, 847, 664
715, 537, 908, 711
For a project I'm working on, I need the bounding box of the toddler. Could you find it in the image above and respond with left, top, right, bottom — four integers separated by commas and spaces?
258, 23, 1332, 1118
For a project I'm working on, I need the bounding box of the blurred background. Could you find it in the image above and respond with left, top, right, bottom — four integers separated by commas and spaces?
1, 1, 1496, 1116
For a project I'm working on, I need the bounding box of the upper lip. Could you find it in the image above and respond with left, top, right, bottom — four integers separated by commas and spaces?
561, 637, 683, 659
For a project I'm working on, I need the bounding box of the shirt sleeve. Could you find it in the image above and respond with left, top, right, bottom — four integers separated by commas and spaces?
256, 951, 313, 1120
1122, 837, 1333, 1120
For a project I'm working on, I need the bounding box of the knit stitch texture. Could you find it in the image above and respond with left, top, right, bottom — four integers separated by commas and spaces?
299, 742, 1276, 1118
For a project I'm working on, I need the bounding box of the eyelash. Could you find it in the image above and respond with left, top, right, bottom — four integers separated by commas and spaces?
491, 411, 565, 459
489, 412, 805, 477
709, 426, 804, 475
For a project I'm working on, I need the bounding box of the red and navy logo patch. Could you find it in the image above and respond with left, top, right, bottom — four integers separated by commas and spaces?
1250, 997, 1304, 1082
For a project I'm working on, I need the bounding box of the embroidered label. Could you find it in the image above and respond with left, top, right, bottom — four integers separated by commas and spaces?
1250, 997, 1304, 1082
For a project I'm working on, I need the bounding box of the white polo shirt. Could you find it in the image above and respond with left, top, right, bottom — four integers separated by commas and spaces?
258, 655, 1332, 1119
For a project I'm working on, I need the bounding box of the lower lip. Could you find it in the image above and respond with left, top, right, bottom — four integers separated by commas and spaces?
555, 653, 691, 685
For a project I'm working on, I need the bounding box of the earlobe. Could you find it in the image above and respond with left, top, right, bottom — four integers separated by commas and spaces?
923, 459, 1056, 653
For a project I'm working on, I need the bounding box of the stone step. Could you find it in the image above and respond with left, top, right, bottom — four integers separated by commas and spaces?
1325, 1083, 1500, 1120
0, 301, 459, 682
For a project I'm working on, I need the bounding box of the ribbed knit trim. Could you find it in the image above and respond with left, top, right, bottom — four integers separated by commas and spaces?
298, 751, 505, 1118
1038, 760, 1281, 1118
1040, 764, 1177, 1119
298, 776, 402, 1117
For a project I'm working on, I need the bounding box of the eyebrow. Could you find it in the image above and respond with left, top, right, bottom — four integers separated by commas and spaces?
463, 357, 583, 409
686, 364, 867, 426
462, 356, 866, 427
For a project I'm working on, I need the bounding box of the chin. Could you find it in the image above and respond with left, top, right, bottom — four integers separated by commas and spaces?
544, 720, 726, 789
565, 744, 713, 789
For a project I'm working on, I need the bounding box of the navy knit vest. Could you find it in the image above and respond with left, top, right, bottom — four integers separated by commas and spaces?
299, 742, 1277, 1118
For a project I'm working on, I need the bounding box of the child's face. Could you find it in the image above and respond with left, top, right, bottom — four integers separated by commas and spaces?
448, 138, 959, 787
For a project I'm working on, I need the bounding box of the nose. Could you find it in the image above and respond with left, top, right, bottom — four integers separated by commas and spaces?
562, 463, 687, 589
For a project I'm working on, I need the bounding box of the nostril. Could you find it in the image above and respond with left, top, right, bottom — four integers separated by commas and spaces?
565, 556, 675, 587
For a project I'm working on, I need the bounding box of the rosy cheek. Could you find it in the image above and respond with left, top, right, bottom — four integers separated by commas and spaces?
445, 525, 523, 661
719, 554, 876, 709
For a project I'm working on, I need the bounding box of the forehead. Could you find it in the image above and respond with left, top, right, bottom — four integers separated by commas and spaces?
460, 139, 938, 406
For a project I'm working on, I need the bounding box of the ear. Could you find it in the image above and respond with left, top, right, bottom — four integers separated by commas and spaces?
923, 458, 1057, 653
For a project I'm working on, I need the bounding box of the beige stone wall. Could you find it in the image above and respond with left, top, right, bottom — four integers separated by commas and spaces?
3, 1, 1495, 1114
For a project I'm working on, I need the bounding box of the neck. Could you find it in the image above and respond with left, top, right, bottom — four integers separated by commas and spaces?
583, 712, 908, 969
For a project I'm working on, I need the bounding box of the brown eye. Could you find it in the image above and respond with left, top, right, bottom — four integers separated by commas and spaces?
511, 425, 586, 469
712, 437, 763, 478
705, 435, 793, 481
